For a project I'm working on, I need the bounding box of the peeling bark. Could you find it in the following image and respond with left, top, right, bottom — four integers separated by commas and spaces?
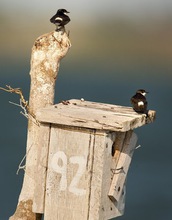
10, 200, 42, 220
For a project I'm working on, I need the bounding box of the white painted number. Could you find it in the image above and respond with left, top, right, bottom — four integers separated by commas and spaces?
69, 156, 86, 196
51, 151, 67, 191
51, 151, 86, 196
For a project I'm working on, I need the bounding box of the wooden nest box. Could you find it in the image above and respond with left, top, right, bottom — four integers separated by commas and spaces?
34, 99, 156, 220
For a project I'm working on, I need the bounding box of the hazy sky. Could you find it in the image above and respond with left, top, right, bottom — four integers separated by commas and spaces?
1, 0, 172, 20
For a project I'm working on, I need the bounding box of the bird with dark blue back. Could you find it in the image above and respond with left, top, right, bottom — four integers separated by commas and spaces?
50, 9, 70, 31
131, 89, 149, 115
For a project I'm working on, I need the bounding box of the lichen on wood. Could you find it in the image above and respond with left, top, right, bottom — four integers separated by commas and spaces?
9, 200, 42, 220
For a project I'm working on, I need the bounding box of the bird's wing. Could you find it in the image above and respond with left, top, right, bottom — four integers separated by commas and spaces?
130, 97, 137, 104
131, 94, 147, 102
55, 17, 63, 21
50, 15, 62, 24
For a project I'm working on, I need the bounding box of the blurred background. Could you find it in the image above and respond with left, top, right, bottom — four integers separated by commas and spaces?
0, 0, 172, 219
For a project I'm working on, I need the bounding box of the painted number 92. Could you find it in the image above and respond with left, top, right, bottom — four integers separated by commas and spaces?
51, 151, 87, 196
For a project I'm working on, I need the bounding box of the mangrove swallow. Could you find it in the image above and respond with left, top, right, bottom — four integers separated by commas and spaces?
131, 89, 148, 115
50, 9, 70, 31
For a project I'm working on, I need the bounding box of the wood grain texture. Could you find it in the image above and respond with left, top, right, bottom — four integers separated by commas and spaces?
88, 131, 124, 220
9, 30, 71, 220
108, 131, 137, 201
43, 126, 127, 220
36, 99, 156, 132
44, 125, 96, 220
33, 123, 51, 213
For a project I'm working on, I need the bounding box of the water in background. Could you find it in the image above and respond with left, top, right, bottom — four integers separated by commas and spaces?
0, 61, 172, 219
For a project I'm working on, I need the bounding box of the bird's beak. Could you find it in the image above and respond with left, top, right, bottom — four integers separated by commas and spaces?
66, 11, 70, 13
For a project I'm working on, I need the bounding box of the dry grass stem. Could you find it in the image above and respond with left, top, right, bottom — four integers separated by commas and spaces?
0, 85, 40, 126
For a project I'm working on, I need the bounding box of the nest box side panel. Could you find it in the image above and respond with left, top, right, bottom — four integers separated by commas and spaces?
109, 131, 138, 202
44, 125, 96, 220
33, 123, 51, 213
88, 131, 125, 220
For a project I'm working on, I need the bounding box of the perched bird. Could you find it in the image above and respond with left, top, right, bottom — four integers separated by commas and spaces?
130, 89, 148, 115
50, 9, 70, 31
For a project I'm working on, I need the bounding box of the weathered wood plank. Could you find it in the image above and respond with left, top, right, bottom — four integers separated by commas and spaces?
108, 131, 137, 201
36, 99, 156, 132
33, 123, 51, 213
110, 132, 127, 214
43, 126, 128, 220
44, 125, 96, 220
88, 131, 124, 220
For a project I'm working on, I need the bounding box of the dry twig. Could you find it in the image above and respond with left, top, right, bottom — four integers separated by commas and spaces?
16, 144, 33, 175
0, 85, 40, 174
0, 85, 40, 126
0, 85, 28, 108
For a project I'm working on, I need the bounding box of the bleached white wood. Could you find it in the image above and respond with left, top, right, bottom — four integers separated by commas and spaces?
36, 99, 156, 132
9, 31, 71, 220
110, 132, 127, 215
108, 131, 138, 201
88, 131, 124, 220
44, 126, 128, 220
33, 123, 51, 213
44, 125, 96, 220
35, 99, 155, 219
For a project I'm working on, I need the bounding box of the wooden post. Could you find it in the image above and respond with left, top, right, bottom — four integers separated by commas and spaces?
34, 99, 156, 219
9, 31, 71, 220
